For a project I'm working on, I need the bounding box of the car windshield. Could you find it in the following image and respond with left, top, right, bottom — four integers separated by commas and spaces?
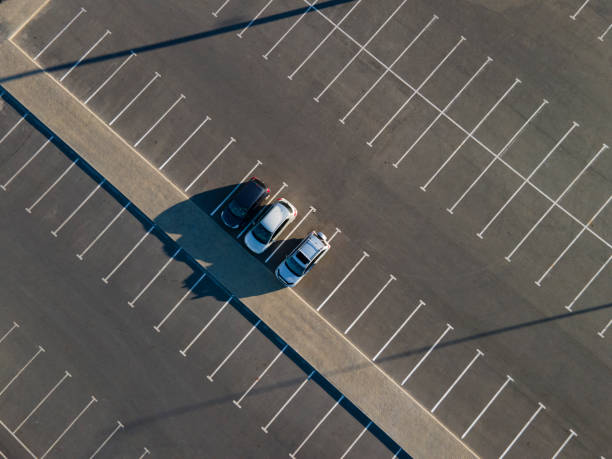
252, 223, 272, 244
228, 199, 247, 218
286, 251, 309, 276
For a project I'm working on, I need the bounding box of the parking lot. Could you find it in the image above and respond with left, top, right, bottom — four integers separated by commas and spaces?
4, 0, 612, 457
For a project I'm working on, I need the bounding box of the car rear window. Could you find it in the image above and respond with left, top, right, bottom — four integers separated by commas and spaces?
296, 251, 309, 264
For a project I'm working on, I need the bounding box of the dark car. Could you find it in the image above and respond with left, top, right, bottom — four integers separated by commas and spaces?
220, 177, 269, 229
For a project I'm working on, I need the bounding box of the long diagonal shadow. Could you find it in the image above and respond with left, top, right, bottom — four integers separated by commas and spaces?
1, 0, 355, 83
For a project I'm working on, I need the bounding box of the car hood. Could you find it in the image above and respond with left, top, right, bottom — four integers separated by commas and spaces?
221, 208, 242, 228
276, 261, 300, 286
244, 230, 267, 254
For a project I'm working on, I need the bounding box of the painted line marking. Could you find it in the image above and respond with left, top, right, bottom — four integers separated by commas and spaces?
391, 447, 403, 458
499, 402, 546, 459
598, 319, 611, 338
159, 116, 211, 171
14, 370, 71, 434
60, 30, 111, 82
261, 371, 315, 433
447, 98, 549, 214
431, 349, 483, 413
288, 0, 363, 80
462, 374, 513, 439
89, 420, 123, 459
373, 299, 425, 362
212, 0, 231, 17
102, 224, 155, 284
345, 274, 396, 334
598, 23, 612, 41
210, 160, 262, 216
0, 113, 28, 146
134, 94, 186, 147
238, 182, 288, 239
367, 35, 466, 147
179, 296, 232, 356
1, 136, 54, 191
155, 272, 206, 332
340, 14, 437, 124
263, 1, 319, 59
505, 143, 608, 262
327, 227, 341, 243
51, 179, 106, 237
138, 447, 151, 458
33, 7, 86, 61
265, 206, 316, 263
340, 421, 371, 459
77, 202, 130, 260
289, 394, 344, 458
477, 122, 579, 239
314, 0, 410, 102
536, 194, 610, 286
570, 0, 590, 20
233, 344, 287, 408
0, 419, 37, 459
237, 0, 275, 38
40, 395, 97, 459
394, 56, 492, 168
317, 251, 369, 311
0, 322, 19, 345
0, 346, 44, 398
109, 72, 161, 126
552, 429, 577, 459
85, 50, 136, 105
128, 247, 181, 308
25, 158, 79, 214
420, 78, 521, 191
206, 320, 261, 382
565, 254, 611, 312
401, 323, 453, 385
184, 137, 236, 192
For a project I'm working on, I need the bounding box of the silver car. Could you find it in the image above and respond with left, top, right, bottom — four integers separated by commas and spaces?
275, 231, 330, 286
244, 199, 297, 254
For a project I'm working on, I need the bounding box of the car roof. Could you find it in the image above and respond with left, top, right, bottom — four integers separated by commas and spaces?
261, 202, 290, 231
234, 178, 267, 207
297, 233, 326, 261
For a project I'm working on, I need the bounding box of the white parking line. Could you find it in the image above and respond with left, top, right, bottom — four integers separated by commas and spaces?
89, 420, 123, 459
138, 447, 151, 459
60, 30, 112, 82
317, 251, 369, 312
33, 7, 87, 61
552, 429, 577, 459
102, 224, 155, 284
536, 195, 611, 286
447, 98, 549, 214
265, 206, 316, 263
367, 35, 466, 147
263, 1, 319, 60
391, 447, 403, 458
339, 15, 437, 125
431, 349, 483, 413
207, 320, 261, 382
233, 344, 288, 408
477, 122, 579, 239
0, 322, 19, 345
1, 136, 54, 191
289, 394, 344, 458
598, 24, 612, 41
288, 0, 363, 80
184, 137, 236, 192
420, 78, 521, 191
461, 374, 513, 439
344, 274, 396, 334
212, 0, 231, 17
393, 57, 492, 168
261, 370, 315, 433
0, 419, 36, 459
77, 202, 130, 260
159, 116, 211, 171
327, 227, 341, 243
210, 160, 262, 216
505, 143, 608, 262
238, 182, 288, 239
499, 402, 546, 459
179, 295, 232, 355
128, 247, 181, 308
373, 299, 425, 362
0, 113, 28, 146
134, 94, 186, 147
40, 395, 97, 459
340, 421, 371, 459
569, 0, 590, 20
13, 370, 71, 434
51, 178, 106, 237
237, 0, 275, 38
565, 254, 611, 312
0, 346, 45, 398
84, 51, 137, 105
25, 157, 79, 214
109, 72, 161, 126
155, 272, 207, 332
401, 323, 453, 385
314, 0, 409, 102
598, 319, 611, 338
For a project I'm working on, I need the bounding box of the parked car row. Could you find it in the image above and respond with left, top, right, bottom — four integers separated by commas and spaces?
219, 177, 330, 286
